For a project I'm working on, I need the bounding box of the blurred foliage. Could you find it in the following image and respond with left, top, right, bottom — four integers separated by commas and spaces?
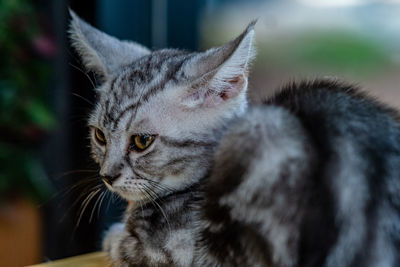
256, 31, 392, 77
0, 0, 56, 203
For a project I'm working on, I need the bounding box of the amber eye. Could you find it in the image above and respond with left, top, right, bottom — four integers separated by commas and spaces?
94, 128, 106, 145
131, 135, 155, 151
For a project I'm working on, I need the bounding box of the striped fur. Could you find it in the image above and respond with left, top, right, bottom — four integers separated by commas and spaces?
197, 82, 400, 266
70, 11, 400, 267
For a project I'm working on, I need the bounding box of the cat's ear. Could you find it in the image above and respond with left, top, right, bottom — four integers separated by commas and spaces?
68, 10, 150, 80
181, 21, 256, 109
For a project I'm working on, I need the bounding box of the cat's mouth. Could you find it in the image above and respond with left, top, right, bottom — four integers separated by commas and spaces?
102, 180, 152, 202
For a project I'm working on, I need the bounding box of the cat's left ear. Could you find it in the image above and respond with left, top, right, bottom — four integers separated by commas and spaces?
69, 10, 150, 80
181, 21, 256, 108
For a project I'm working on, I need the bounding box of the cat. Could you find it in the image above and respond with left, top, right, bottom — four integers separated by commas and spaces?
69, 10, 400, 267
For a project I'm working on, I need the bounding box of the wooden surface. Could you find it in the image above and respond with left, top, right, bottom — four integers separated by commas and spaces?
28, 252, 110, 267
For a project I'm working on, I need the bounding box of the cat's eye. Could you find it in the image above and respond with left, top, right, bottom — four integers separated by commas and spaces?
94, 128, 106, 145
130, 135, 155, 152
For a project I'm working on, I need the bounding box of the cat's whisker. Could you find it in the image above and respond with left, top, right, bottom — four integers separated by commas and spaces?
140, 186, 172, 232
90, 189, 106, 223
40, 174, 97, 209
106, 191, 113, 212
70, 185, 102, 239
69, 62, 96, 92
142, 177, 174, 190
131, 170, 170, 194
71, 92, 95, 107
59, 177, 99, 198
142, 183, 165, 205
97, 190, 108, 218
58, 182, 100, 212
76, 187, 102, 228
132, 171, 175, 194
53, 174, 100, 210
78, 184, 102, 210
57, 178, 102, 223
138, 186, 158, 216
136, 189, 145, 219
146, 180, 175, 193
76, 184, 101, 212
111, 191, 118, 204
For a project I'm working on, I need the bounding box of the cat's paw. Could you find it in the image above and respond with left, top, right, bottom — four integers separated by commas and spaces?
103, 223, 142, 266
102, 223, 125, 254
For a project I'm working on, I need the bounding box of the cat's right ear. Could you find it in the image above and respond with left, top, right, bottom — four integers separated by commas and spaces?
68, 10, 150, 80
178, 21, 256, 110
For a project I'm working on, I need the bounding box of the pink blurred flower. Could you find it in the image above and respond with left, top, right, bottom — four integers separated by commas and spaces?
32, 35, 58, 58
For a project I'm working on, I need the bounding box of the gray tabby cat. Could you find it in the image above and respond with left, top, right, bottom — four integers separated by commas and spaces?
69, 10, 400, 267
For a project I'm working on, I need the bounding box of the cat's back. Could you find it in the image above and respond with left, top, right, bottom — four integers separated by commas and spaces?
266, 80, 400, 266
267, 80, 400, 150
199, 80, 400, 266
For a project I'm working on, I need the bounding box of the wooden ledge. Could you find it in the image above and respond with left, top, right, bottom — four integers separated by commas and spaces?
28, 252, 110, 267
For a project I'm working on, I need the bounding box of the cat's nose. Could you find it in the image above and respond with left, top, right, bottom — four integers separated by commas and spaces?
102, 173, 121, 185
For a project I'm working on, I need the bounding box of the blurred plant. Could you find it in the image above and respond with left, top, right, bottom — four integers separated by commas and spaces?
255, 30, 392, 77
0, 0, 56, 203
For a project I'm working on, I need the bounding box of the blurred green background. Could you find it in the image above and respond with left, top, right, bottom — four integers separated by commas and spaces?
0, 0, 55, 203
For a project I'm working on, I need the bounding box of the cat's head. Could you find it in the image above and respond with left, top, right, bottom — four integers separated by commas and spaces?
69, 10, 255, 202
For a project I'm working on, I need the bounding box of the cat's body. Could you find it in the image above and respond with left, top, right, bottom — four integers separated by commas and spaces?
103, 181, 202, 266
197, 81, 400, 267
69, 11, 400, 266
102, 82, 400, 267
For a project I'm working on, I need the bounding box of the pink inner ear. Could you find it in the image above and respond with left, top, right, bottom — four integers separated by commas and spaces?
186, 74, 247, 108
219, 74, 246, 100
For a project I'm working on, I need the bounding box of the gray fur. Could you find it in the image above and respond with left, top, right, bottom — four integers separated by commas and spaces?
69, 10, 150, 79
70, 11, 400, 267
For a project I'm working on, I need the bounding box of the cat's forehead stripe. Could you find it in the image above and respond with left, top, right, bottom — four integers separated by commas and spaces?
109, 77, 118, 92
100, 51, 193, 130
111, 102, 142, 130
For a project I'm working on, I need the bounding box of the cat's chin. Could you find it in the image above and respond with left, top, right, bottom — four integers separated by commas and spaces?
102, 181, 144, 201
113, 188, 148, 203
